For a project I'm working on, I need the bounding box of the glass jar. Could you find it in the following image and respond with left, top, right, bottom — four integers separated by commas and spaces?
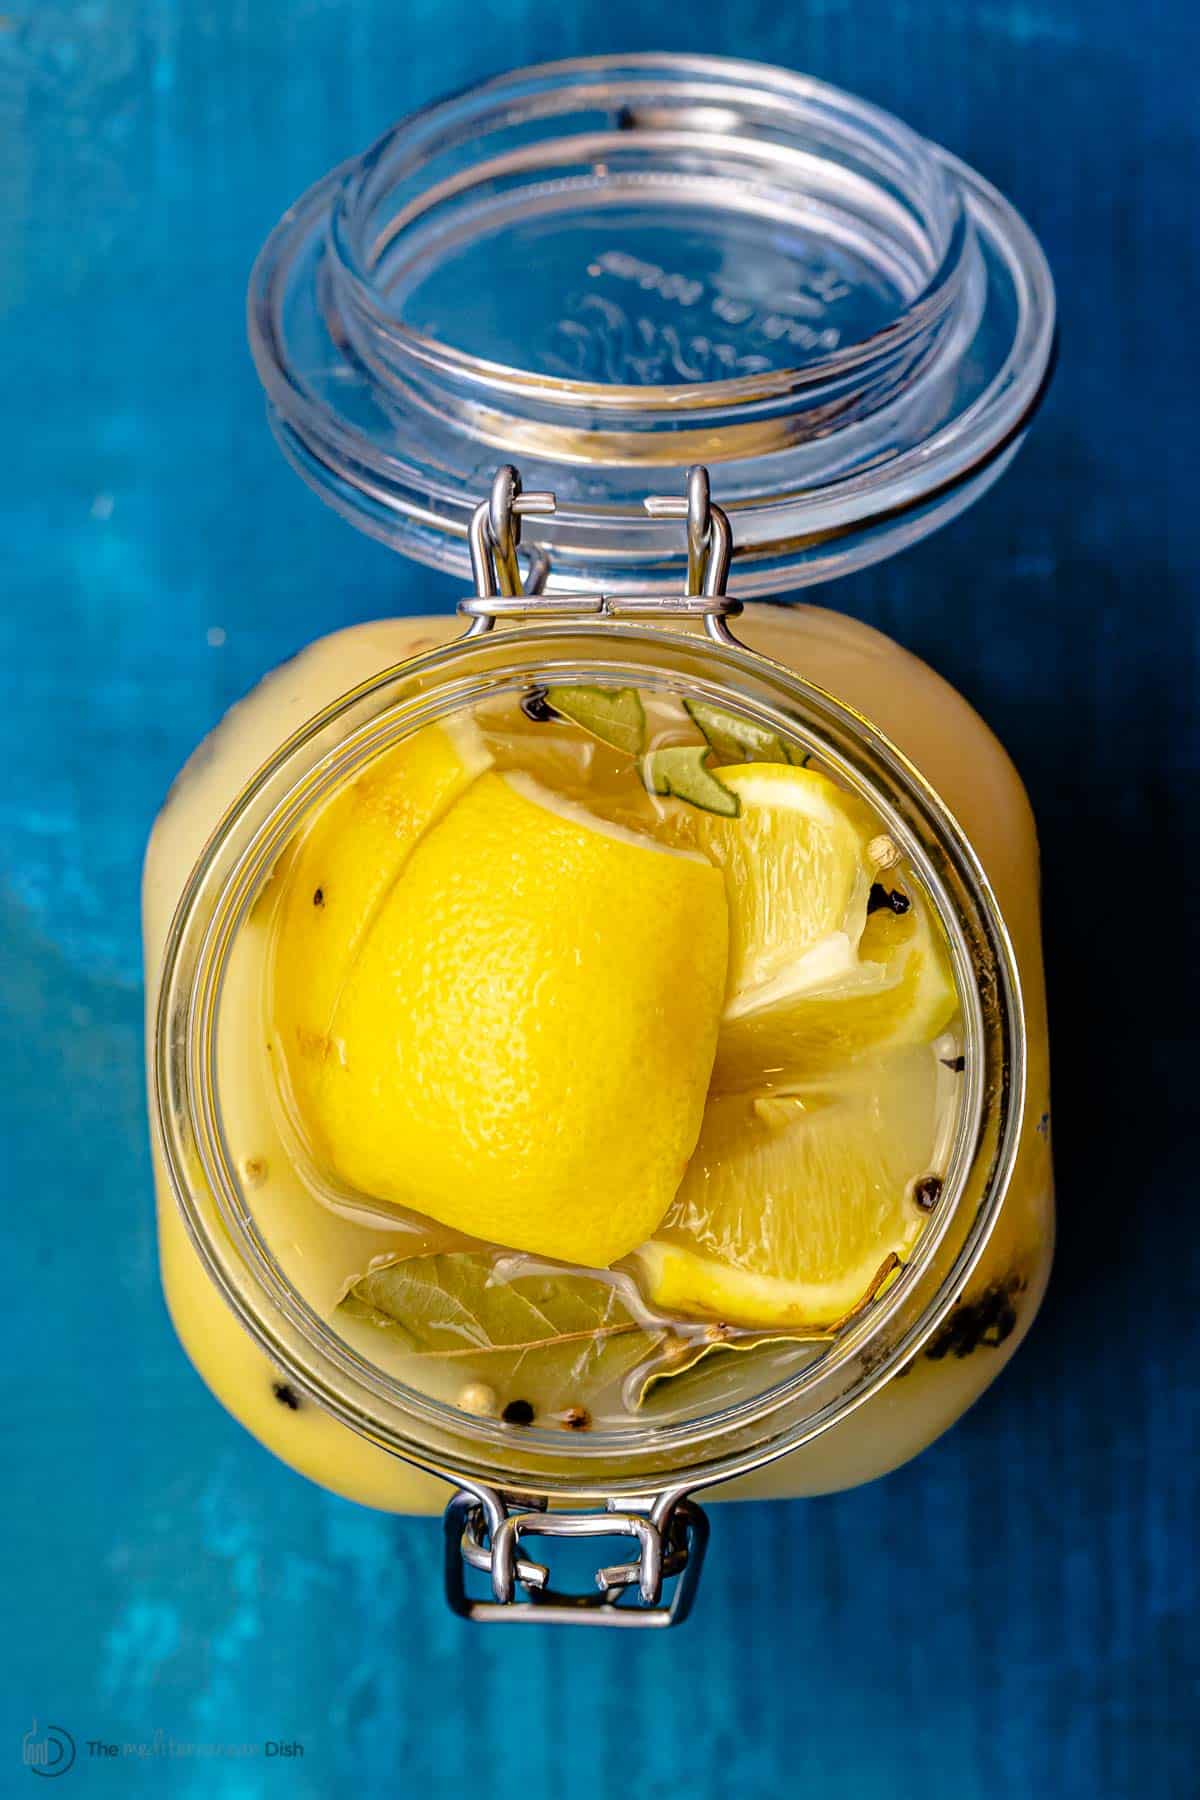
146, 55, 1055, 1623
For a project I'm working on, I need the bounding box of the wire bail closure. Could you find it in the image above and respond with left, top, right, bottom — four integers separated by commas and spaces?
467, 465, 557, 600
460, 464, 743, 644
444, 1489, 710, 1627
643, 464, 733, 599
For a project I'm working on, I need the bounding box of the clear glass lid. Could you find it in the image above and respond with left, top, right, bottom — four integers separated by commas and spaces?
249, 55, 1055, 595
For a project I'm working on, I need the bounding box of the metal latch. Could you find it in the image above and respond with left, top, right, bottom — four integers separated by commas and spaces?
444, 1488, 709, 1628
458, 464, 743, 644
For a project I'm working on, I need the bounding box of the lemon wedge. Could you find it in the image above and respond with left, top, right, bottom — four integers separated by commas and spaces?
664, 763, 876, 996
273, 718, 490, 1136
632, 1049, 941, 1328
658, 760, 956, 1087
309, 771, 729, 1268
714, 895, 957, 1090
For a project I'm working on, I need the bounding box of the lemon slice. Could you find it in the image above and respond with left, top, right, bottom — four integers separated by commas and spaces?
664, 763, 876, 996
273, 717, 491, 1135
311, 771, 729, 1268
633, 1049, 942, 1328
714, 895, 958, 1089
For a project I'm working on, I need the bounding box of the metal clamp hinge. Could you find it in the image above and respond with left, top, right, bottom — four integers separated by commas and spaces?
459, 465, 742, 645
444, 1489, 709, 1627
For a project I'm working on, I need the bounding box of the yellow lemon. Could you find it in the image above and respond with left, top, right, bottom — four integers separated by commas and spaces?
658, 761, 957, 1088
273, 717, 490, 1137
664, 763, 876, 996
311, 771, 729, 1267
632, 1048, 943, 1328
714, 894, 957, 1090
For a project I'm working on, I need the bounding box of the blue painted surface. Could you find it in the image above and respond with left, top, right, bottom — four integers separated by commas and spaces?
2, 3, 1197, 1796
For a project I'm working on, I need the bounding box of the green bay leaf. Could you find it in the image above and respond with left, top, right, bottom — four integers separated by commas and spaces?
543, 685, 646, 755
642, 745, 740, 816
338, 1253, 666, 1418
684, 699, 809, 767
630, 1326, 829, 1410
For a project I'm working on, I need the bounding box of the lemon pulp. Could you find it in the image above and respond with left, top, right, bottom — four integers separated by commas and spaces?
663, 763, 877, 994
633, 760, 958, 1326
633, 1049, 942, 1328
714, 893, 957, 1091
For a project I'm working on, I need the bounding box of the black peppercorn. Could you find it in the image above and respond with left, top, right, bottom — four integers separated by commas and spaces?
941, 1054, 965, 1073
867, 883, 911, 916
272, 1381, 302, 1410
502, 1399, 535, 1426
923, 1277, 1023, 1362
913, 1175, 943, 1212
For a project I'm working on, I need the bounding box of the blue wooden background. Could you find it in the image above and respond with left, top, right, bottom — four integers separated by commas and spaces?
3, 2, 1196, 1795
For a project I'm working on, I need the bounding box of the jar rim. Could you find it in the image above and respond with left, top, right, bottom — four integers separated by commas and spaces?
151, 619, 1026, 1502
329, 60, 971, 410
248, 54, 1055, 595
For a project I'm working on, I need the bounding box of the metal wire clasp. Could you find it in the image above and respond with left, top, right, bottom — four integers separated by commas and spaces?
643, 464, 733, 599
459, 463, 743, 643
467, 465, 556, 600
444, 1489, 709, 1627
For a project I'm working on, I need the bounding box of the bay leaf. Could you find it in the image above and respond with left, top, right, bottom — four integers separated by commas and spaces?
543, 685, 646, 755
629, 1326, 830, 1410
642, 745, 740, 816
338, 1253, 667, 1418
629, 1255, 902, 1411
684, 699, 810, 768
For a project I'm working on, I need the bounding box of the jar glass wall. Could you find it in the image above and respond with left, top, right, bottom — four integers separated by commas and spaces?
144, 605, 1051, 1513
